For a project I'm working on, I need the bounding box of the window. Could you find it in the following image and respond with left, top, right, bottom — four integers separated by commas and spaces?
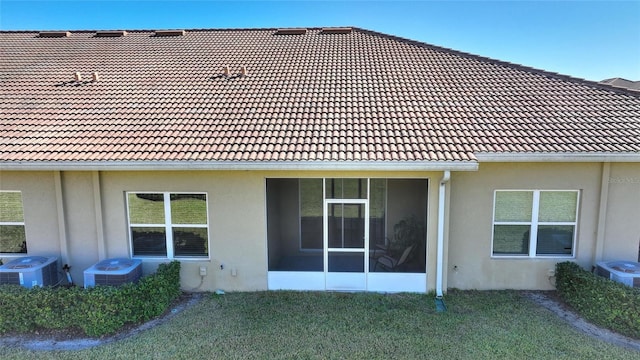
0, 191, 27, 254
492, 190, 578, 257
127, 192, 209, 258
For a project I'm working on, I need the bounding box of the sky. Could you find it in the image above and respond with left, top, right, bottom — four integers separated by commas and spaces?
1, 1, 639, 82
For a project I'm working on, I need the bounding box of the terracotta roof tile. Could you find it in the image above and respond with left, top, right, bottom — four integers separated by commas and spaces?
1, 28, 640, 165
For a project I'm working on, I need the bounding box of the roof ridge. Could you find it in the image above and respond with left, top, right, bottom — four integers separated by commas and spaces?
353, 27, 640, 99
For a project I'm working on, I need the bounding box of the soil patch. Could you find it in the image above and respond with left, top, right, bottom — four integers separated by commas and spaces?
0, 292, 203, 351
524, 291, 640, 352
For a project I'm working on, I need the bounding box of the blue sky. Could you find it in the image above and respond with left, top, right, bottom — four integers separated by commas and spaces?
1, 1, 639, 81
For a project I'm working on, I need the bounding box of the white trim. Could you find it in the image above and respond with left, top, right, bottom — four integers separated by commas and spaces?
3, 154, 638, 172
163, 194, 174, 259
491, 189, 580, 258
368, 273, 427, 293
0, 160, 479, 172
476, 153, 640, 163
268, 271, 325, 291
126, 191, 210, 260
529, 191, 541, 256
266, 177, 429, 292
436, 171, 450, 298
0, 221, 24, 226
324, 197, 369, 290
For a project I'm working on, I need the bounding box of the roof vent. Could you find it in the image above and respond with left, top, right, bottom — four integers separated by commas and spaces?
74, 72, 82, 81
154, 29, 186, 37
275, 28, 307, 35
95, 30, 127, 37
222, 66, 231, 77
92, 72, 100, 82
240, 66, 248, 76
321, 27, 352, 34
39, 31, 71, 38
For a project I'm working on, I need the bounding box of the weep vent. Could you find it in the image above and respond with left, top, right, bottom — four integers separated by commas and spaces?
275, 28, 307, 35
321, 27, 352, 34
39, 31, 71, 38
95, 30, 127, 37
154, 30, 186, 37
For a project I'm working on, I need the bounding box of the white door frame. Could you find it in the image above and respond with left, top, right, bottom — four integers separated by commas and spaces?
324, 199, 369, 291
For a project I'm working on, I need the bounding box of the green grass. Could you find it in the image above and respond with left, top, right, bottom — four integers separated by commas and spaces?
2, 291, 638, 359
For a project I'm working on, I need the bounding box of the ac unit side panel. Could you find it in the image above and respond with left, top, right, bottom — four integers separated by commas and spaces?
595, 265, 612, 280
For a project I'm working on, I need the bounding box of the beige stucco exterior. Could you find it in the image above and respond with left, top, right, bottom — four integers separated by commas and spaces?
602, 163, 640, 261
447, 162, 640, 290
1, 163, 638, 292
1, 169, 441, 292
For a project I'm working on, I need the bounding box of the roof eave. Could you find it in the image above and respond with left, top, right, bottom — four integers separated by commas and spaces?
0, 160, 479, 172
475, 152, 640, 163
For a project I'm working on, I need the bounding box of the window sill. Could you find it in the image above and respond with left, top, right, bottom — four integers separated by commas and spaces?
491, 255, 575, 260
132, 256, 210, 261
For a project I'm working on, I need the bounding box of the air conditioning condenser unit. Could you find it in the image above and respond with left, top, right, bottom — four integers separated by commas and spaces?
0, 256, 59, 288
596, 261, 640, 288
83, 258, 143, 288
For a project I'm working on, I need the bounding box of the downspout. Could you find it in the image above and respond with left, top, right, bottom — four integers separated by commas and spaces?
92, 171, 106, 259
53, 171, 69, 265
594, 162, 610, 265
436, 170, 450, 300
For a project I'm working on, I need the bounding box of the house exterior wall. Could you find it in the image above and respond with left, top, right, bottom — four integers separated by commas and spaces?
99, 170, 269, 292
603, 163, 640, 261
0, 171, 62, 260
100, 170, 440, 292
60, 171, 102, 281
3, 164, 635, 292
446, 162, 640, 290
3, 170, 435, 291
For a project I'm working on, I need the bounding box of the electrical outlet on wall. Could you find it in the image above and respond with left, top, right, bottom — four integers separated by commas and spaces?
199, 266, 207, 276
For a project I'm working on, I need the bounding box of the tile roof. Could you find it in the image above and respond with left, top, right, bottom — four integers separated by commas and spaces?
1, 27, 640, 167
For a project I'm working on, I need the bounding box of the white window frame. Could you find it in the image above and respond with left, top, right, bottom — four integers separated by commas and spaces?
0, 190, 27, 255
491, 189, 579, 259
126, 192, 210, 260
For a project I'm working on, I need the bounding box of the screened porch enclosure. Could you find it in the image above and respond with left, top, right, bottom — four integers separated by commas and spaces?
267, 178, 428, 292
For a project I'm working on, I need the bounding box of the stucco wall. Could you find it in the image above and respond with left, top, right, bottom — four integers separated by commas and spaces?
60, 172, 101, 282
0, 171, 61, 260
99, 171, 268, 291
603, 163, 640, 262
97, 170, 440, 292
9, 164, 634, 292
447, 163, 604, 290
0, 170, 440, 292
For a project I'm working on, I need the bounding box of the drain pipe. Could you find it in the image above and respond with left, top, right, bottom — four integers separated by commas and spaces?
436, 170, 450, 303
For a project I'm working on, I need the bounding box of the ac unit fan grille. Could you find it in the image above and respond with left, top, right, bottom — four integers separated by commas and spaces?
0, 272, 20, 284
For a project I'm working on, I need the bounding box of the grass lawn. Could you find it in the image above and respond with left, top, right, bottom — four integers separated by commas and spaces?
2, 290, 638, 359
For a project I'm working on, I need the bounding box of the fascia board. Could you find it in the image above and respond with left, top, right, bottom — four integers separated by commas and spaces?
0, 160, 479, 172
475, 153, 640, 163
